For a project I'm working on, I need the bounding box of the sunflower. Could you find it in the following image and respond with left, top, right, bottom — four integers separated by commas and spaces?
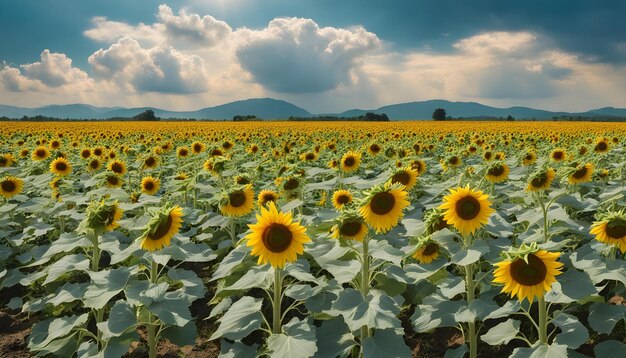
390, 166, 418, 190
0, 176, 24, 199
88, 158, 102, 172
359, 183, 410, 233
300, 152, 318, 162
245, 201, 310, 268
80, 148, 92, 159
486, 163, 510, 183
0, 153, 14, 167
442, 155, 462, 171
413, 242, 441, 264
332, 189, 353, 210
526, 168, 556, 191
522, 152, 537, 166
341, 151, 362, 173
493, 244, 563, 302
191, 141, 205, 154
439, 185, 494, 237
93, 147, 104, 157
142, 155, 159, 170
258, 189, 279, 208
50, 157, 72, 176
103, 203, 123, 231
141, 176, 161, 195
174, 172, 189, 180
31, 146, 50, 161
107, 160, 127, 176
410, 159, 427, 176
105, 174, 124, 188
140, 205, 184, 251
483, 151, 493, 162
423, 208, 449, 234
594, 138, 610, 153
368, 143, 381, 156
221, 185, 255, 217
550, 148, 566, 162
568, 163, 593, 184
177, 147, 189, 158
80, 200, 123, 232
331, 216, 368, 242
590, 211, 626, 252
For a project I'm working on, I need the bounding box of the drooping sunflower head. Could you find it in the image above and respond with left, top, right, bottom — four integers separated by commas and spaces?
358, 183, 410, 234
331, 211, 368, 242
485, 162, 510, 183
176, 147, 189, 158
423, 208, 450, 235
141, 176, 161, 195
140, 205, 184, 251
368, 143, 382, 156
78, 199, 124, 234
104, 174, 124, 188
526, 168, 556, 192
50, 157, 72, 177
281, 176, 301, 192
107, 159, 127, 176
0, 176, 24, 199
88, 158, 102, 172
410, 159, 427, 176
332, 189, 353, 211
0, 153, 15, 167
412, 236, 442, 264
594, 138, 610, 153
142, 155, 159, 170
300, 151, 318, 162
550, 148, 567, 162
221, 184, 255, 217
389, 166, 419, 190
567, 162, 593, 184
245, 201, 311, 268
174, 172, 189, 181
341, 151, 362, 173
439, 185, 494, 237
522, 152, 537, 166
32, 146, 50, 161
483, 150, 493, 162
590, 210, 626, 252
493, 243, 563, 303
258, 189, 279, 208
442, 155, 462, 171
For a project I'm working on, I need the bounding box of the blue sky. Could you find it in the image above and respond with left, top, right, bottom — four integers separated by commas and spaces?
1, 0, 626, 112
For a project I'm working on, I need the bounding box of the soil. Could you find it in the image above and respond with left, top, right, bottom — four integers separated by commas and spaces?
0, 309, 35, 358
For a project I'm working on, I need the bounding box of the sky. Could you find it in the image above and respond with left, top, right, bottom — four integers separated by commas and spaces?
1, 0, 626, 113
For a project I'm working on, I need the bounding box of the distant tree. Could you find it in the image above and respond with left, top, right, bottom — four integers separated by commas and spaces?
432, 108, 446, 121
133, 109, 158, 121
506, 115, 515, 121
233, 115, 257, 121
363, 112, 390, 121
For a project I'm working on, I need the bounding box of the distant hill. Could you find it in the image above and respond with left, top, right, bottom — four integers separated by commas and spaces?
1, 98, 626, 121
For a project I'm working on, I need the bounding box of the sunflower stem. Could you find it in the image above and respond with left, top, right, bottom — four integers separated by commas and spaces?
229, 219, 237, 247
272, 267, 283, 334
90, 229, 101, 272
537, 296, 548, 344
360, 237, 370, 342
147, 260, 159, 358
465, 263, 477, 358
534, 192, 549, 243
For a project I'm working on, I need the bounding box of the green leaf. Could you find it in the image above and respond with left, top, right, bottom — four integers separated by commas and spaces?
218, 265, 273, 294
594, 340, 626, 357
107, 300, 137, 337
211, 296, 263, 341
551, 312, 588, 349
412, 293, 464, 332
481, 319, 520, 345
330, 289, 401, 332
211, 244, 250, 281
103, 332, 138, 358
510, 342, 568, 358
362, 329, 411, 358
162, 321, 197, 346
450, 241, 489, 266
220, 341, 259, 358
267, 318, 318, 358
43, 254, 90, 285
444, 345, 468, 358
83, 267, 132, 309
313, 318, 356, 358
28, 314, 88, 351
544, 269, 598, 304
588, 302, 626, 334
368, 240, 404, 265
168, 268, 206, 302
439, 277, 464, 299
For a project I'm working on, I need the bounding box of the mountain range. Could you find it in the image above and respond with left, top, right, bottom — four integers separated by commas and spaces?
1, 98, 625, 120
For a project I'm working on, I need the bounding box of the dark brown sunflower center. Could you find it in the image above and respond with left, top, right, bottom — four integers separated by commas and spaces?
90, 160, 100, 169
81, 150, 91, 158
94, 149, 103, 156
284, 178, 299, 190
1, 180, 16, 192
103, 208, 117, 226
262, 224, 293, 253
106, 176, 119, 185
145, 157, 156, 167
111, 163, 123, 173
304, 153, 315, 160
392, 172, 411, 185
144, 181, 155, 191
510, 254, 547, 286
449, 157, 459, 165
149, 214, 173, 241
344, 157, 356, 167
370, 144, 380, 153
430, 218, 449, 232
262, 194, 277, 203
55, 162, 68, 171
455, 196, 480, 220
35, 149, 46, 157
422, 243, 439, 256
572, 166, 588, 179
229, 191, 247, 207
193, 144, 202, 152
531, 173, 548, 188
336, 194, 351, 205
484, 152, 492, 160
553, 152, 563, 160
606, 221, 626, 239
339, 221, 362, 237
488, 165, 505, 177
525, 154, 533, 160
179, 149, 188, 156
596, 142, 608, 151
413, 162, 423, 172
370, 191, 396, 215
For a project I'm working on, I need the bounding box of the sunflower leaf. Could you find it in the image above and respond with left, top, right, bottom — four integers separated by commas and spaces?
481, 319, 520, 345
267, 318, 317, 358
210, 296, 263, 341
362, 329, 411, 358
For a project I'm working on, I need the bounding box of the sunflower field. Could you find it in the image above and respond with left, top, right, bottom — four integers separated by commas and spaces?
0, 121, 625, 358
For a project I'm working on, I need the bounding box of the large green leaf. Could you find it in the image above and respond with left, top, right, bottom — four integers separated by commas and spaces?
362, 329, 411, 358
267, 318, 318, 358
594, 340, 626, 357
313, 318, 356, 358
587, 302, 626, 334
107, 300, 137, 337
330, 289, 401, 332
510, 342, 568, 358
551, 312, 588, 349
481, 319, 520, 345
83, 267, 132, 309
28, 314, 88, 351
210, 296, 263, 341
43, 254, 90, 285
